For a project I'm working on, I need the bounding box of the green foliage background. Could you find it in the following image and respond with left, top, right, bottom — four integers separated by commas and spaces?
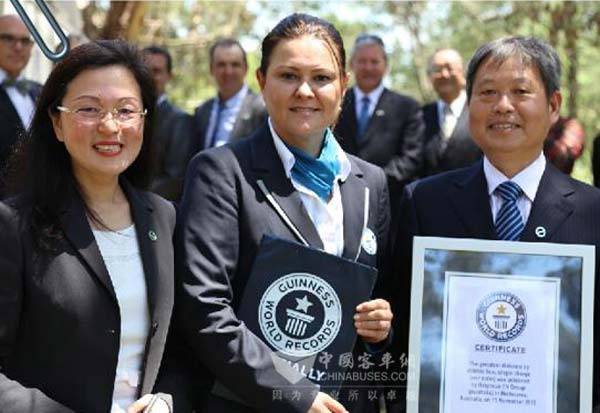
24, 0, 600, 183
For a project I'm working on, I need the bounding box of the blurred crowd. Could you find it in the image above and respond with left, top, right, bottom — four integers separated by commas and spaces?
0, 11, 599, 413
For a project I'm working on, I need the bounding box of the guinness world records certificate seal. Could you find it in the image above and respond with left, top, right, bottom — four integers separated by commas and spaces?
407, 237, 595, 413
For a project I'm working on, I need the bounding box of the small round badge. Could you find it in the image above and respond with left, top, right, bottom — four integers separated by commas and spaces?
534, 226, 546, 238
148, 230, 158, 241
361, 228, 377, 255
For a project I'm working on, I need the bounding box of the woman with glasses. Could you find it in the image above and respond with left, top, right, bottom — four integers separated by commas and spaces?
172, 13, 392, 413
0, 40, 173, 413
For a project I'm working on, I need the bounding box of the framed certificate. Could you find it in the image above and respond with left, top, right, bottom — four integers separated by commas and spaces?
407, 237, 595, 413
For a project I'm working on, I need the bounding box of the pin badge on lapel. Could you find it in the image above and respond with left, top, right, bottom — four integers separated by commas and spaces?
148, 230, 158, 241
361, 228, 377, 255
535, 226, 546, 239
375, 109, 385, 117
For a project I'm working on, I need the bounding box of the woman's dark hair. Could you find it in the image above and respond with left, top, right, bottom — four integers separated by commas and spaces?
259, 13, 346, 82
7, 39, 156, 249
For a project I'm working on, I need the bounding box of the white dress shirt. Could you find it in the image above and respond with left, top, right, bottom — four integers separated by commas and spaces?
269, 118, 351, 256
0, 68, 35, 128
483, 152, 546, 224
93, 225, 150, 413
156, 93, 167, 106
353, 83, 385, 121
206, 83, 249, 148
436, 90, 466, 139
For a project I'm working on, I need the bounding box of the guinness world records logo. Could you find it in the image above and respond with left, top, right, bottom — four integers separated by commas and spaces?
476, 291, 527, 342
259, 273, 342, 357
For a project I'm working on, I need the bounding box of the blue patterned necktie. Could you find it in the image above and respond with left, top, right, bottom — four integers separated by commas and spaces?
357, 96, 370, 140
494, 181, 524, 241
208, 99, 226, 148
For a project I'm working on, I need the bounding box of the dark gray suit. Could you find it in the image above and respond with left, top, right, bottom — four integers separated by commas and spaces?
421, 100, 481, 177
0, 81, 41, 197
171, 125, 391, 413
334, 87, 425, 206
389, 160, 600, 410
193, 88, 267, 152
150, 98, 193, 201
0, 181, 175, 413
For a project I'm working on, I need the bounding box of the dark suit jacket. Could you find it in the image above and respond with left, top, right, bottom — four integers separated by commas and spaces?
421, 100, 481, 177
193, 88, 267, 152
334, 87, 425, 207
592, 134, 600, 188
0, 81, 42, 197
391, 160, 600, 408
0, 181, 176, 413
150, 98, 193, 201
172, 125, 391, 413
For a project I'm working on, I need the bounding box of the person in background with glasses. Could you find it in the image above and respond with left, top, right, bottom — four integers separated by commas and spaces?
0, 14, 41, 198
421, 48, 481, 178
0, 40, 175, 413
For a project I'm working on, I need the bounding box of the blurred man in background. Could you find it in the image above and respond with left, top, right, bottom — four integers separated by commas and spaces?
193, 38, 266, 151
144, 45, 193, 201
0, 14, 41, 197
421, 48, 481, 177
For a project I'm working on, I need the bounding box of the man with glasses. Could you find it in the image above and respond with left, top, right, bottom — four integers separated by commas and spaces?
422, 48, 481, 177
0, 14, 40, 197
334, 33, 425, 226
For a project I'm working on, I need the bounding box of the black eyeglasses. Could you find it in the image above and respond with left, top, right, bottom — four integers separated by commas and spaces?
0, 33, 33, 48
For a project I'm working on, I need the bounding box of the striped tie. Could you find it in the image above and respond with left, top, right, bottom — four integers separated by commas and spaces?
494, 181, 524, 241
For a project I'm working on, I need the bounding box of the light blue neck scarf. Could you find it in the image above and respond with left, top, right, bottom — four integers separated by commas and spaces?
286, 129, 341, 202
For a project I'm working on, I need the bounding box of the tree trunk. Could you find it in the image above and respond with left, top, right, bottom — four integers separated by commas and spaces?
100, 1, 147, 40
563, 1, 579, 118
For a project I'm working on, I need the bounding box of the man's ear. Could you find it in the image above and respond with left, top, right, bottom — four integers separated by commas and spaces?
548, 91, 562, 125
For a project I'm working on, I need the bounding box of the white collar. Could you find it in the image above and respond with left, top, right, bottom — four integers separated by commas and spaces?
157, 94, 167, 105
353, 82, 385, 104
437, 89, 466, 115
268, 117, 351, 183
219, 83, 248, 107
483, 152, 546, 202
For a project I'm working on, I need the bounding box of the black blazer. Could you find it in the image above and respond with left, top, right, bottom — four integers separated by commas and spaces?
193, 88, 267, 152
150, 98, 194, 201
592, 134, 600, 188
334, 87, 425, 202
0, 81, 42, 197
421, 100, 481, 177
0, 182, 175, 413
172, 125, 391, 413
391, 160, 600, 407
